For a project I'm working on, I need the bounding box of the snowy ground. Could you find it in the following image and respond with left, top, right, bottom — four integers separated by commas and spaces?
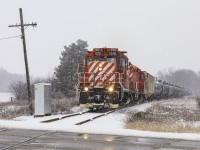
0, 98, 200, 141
0, 93, 14, 102
126, 97, 200, 132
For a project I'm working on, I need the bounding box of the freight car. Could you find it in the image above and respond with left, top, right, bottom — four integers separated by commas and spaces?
76, 48, 188, 109
154, 80, 189, 99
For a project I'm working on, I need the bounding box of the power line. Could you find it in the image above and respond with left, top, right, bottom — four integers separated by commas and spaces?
0, 35, 21, 41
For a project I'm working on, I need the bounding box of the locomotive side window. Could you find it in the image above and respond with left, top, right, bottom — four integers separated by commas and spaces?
86, 57, 92, 66
118, 57, 125, 67
140, 74, 145, 80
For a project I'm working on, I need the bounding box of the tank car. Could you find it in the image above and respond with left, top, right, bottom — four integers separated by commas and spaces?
154, 80, 163, 99
153, 80, 190, 99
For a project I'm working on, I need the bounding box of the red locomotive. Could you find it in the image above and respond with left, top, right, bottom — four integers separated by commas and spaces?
77, 48, 188, 109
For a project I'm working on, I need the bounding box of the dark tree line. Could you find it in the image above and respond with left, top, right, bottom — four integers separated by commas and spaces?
157, 68, 200, 96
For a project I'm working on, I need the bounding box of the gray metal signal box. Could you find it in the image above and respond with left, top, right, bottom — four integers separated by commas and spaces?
34, 83, 51, 117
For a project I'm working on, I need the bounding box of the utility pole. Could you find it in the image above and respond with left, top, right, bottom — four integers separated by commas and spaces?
9, 8, 37, 115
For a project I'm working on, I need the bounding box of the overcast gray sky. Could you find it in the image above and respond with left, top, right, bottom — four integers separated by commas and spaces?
0, 0, 200, 77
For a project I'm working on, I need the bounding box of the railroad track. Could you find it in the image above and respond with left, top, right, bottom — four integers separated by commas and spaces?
75, 110, 115, 125
75, 104, 133, 125
40, 110, 90, 123
1, 130, 55, 150
40, 109, 115, 125
79, 102, 146, 125
0, 128, 13, 133
0, 108, 121, 149
40, 102, 140, 125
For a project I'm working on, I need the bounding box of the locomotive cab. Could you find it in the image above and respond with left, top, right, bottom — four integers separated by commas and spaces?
77, 48, 131, 109
77, 48, 119, 109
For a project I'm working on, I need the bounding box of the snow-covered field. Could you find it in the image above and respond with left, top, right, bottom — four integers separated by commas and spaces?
0, 98, 200, 141
0, 93, 14, 102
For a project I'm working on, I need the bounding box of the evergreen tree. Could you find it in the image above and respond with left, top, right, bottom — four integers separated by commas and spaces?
54, 39, 88, 97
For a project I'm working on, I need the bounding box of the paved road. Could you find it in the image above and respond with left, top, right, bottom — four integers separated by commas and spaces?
0, 128, 200, 150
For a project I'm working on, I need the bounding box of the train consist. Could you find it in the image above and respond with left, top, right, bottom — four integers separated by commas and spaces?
77, 48, 189, 109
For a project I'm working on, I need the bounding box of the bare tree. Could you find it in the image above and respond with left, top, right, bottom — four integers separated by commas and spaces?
0, 68, 25, 92
9, 81, 27, 101
157, 67, 174, 81
9, 77, 48, 101
157, 68, 200, 96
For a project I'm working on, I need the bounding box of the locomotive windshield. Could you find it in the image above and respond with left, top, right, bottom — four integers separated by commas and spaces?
93, 49, 117, 62
118, 57, 125, 67
86, 57, 92, 66
94, 56, 116, 62
107, 57, 116, 62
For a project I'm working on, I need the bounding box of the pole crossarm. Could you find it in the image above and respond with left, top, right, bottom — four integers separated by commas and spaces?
8, 23, 37, 28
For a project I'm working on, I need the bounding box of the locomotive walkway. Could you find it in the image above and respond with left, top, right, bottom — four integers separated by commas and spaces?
0, 128, 200, 150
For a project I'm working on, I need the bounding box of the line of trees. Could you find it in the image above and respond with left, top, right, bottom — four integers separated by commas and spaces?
157, 68, 200, 96
0, 68, 25, 92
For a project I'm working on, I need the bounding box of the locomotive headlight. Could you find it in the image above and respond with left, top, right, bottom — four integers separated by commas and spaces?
99, 63, 103, 71
84, 87, 89, 92
108, 87, 114, 92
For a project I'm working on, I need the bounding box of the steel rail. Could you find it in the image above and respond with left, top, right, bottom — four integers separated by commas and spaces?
75, 110, 116, 125
0, 129, 13, 132
74, 101, 145, 125
1, 131, 54, 150
41, 99, 145, 124
40, 110, 90, 123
